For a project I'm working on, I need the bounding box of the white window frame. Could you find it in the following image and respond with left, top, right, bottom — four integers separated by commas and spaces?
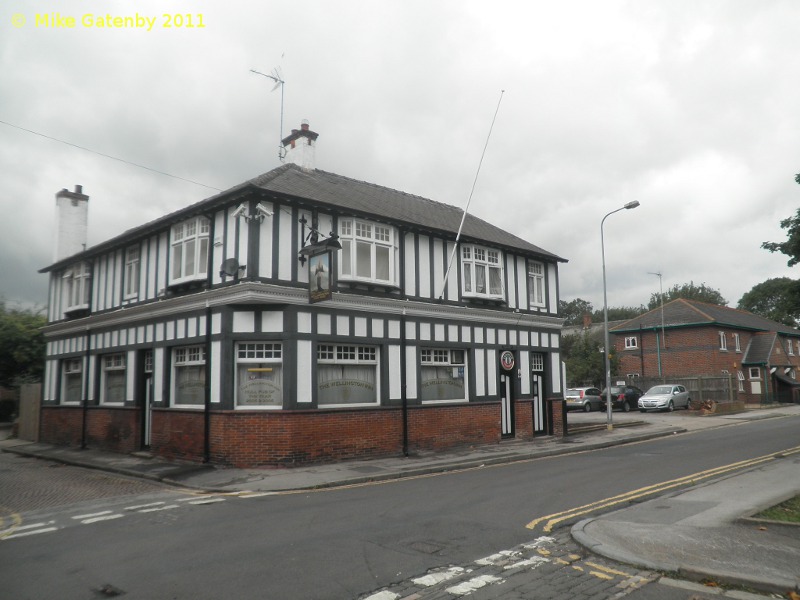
737, 370, 745, 392
527, 262, 545, 307
531, 353, 545, 372
61, 358, 83, 405
64, 262, 91, 310
796, 341, 800, 356
461, 245, 504, 300
420, 348, 468, 404
624, 336, 638, 349
124, 246, 140, 299
170, 217, 210, 285
100, 353, 126, 405
787, 339, 794, 356
235, 342, 283, 409
733, 333, 741, 353
748, 367, 761, 380
171, 345, 207, 408
316, 344, 379, 407
719, 331, 727, 351
338, 218, 397, 285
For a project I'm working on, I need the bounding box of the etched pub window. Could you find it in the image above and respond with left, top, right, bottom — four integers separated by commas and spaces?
420, 349, 467, 403
236, 343, 283, 408
317, 344, 378, 406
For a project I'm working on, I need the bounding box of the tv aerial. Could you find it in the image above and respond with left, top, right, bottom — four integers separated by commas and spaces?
250, 66, 286, 162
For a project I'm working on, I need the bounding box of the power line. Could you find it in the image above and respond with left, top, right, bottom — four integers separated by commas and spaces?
0, 119, 223, 192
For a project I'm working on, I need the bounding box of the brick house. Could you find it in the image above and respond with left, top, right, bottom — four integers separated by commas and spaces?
38, 122, 568, 467
611, 299, 800, 404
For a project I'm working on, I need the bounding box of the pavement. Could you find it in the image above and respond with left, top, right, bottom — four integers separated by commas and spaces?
2, 405, 800, 596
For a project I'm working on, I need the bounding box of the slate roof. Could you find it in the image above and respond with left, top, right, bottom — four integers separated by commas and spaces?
42, 164, 565, 273
742, 332, 777, 364
610, 298, 800, 337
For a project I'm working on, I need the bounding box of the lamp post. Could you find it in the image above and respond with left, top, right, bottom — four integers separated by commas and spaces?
602, 200, 640, 431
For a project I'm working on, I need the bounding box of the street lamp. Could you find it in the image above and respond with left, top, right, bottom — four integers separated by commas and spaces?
602, 200, 640, 431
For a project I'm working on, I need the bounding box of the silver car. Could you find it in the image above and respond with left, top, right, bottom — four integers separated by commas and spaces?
638, 384, 691, 412
565, 387, 604, 412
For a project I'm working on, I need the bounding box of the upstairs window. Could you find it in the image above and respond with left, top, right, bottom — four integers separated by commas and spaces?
461, 245, 503, 300
625, 336, 638, 349
788, 339, 795, 356
170, 217, 210, 285
527, 262, 545, 307
719, 331, 727, 351
734, 333, 741, 353
124, 246, 140, 298
64, 262, 91, 310
338, 219, 396, 285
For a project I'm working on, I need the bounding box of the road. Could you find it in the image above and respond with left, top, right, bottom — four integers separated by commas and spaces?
1, 415, 797, 599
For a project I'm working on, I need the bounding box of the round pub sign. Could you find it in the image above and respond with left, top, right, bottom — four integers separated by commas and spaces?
499, 350, 515, 372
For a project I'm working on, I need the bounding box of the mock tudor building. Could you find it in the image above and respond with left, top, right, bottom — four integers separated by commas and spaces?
611, 299, 800, 405
39, 122, 568, 467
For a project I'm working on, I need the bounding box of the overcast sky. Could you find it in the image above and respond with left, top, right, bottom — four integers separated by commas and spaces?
1, 0, 799, 314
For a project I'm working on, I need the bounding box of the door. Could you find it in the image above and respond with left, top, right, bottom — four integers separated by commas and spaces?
143, 375, 153, 447
500, 373, 514, 437
532, 373, 545, 434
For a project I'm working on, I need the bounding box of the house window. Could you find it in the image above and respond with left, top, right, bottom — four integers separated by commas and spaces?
170, 217, 210, 284
172, 345, 206, 406
748, 367, 761, 379
719, 332, 727, 351
64, 262, 91, 310
624, 336, 638, 349
788, 340, 795, 356
144, 350, 153, 374
338, 218, 396, 285
236, 343, 283, 408
734, 333, 741, 353
124, 246, 140, 298
527, 262, 545, 307
461, 245, 504, 299
61, 358, 83, 404
101, 353, 126, 404
737, 370, 745, 392
420, 349, 467, 403
796, 341, 800, 356
317, 344, 378, 406
627, 373, 641, 378
531, 353, 544, 372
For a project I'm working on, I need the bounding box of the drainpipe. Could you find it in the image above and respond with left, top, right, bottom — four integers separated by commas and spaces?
81, 326, 91, 449
400, 311, 408, 457
656, 331, 662, 378
203, 213, 215, 463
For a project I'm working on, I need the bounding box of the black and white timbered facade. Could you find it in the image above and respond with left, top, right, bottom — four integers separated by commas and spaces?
39, 123, 568, 466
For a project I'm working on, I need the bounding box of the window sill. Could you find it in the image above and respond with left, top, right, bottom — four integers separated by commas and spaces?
338, 279, 401, 293
64, 306, 90, 320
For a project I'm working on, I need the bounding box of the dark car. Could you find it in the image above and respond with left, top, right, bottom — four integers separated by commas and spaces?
601, 385, 644, 412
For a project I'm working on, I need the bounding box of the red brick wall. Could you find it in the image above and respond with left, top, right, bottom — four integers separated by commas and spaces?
41, 406, 84, 446
151, 409, 206, 462
40, 406, 141, 453
550, 398, 566, 437
408, 402, 501, 451
515, 400, 534, 440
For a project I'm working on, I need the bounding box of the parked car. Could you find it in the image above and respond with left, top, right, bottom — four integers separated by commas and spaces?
638, 384, 691, 412
565, 387, 604, 412
601, 385, 644, 412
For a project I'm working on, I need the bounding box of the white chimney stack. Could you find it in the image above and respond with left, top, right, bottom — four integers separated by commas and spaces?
281, 120, 318, 171
54, 185, 89, 262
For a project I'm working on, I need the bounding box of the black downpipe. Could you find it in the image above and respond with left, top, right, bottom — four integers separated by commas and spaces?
80, 263, 95, 450
203, 213, 215, 463
400, 310, 408, 457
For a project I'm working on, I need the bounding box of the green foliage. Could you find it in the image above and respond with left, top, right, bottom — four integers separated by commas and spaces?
0, 300, 46, 388
738, 277, 800, 328
648, 281, 727, 309
592, 305, 647, 323
762, 206, 800, 267
562, 330, 618, 387
558, 298, 593, 326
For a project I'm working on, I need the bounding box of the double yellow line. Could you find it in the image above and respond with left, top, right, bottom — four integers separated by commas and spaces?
526, 445, 800, 532
0, 507, 23, 540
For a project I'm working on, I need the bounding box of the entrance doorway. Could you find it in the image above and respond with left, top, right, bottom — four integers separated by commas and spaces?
500, 373, 514, 437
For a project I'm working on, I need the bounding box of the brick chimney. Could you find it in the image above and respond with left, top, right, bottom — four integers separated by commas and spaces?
54, 185, 89, 262
281, 120, 318, 171
582, 313, 592, 330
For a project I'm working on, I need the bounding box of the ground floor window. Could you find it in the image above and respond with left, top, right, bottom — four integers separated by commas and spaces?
172, 345, 206, 407
317, 344, 378, 406
420, 348, 467, 403
101, 353, 126, 404
236, 343, 283, 408
61, 358, 83, 404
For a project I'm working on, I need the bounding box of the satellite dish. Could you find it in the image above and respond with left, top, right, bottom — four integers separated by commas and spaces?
220, 258, 240, 277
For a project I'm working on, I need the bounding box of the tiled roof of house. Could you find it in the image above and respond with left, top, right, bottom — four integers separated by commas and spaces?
742, 332, 777, 364
610, 298, 800, 337
41, 164, 565, 272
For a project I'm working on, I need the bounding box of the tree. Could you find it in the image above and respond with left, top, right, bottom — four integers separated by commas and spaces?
738, 278, 800, 328
592, 305, 646, 323
762, 179, 800, 265
648, 281, 727, 309
561, 329, 619, 387
0, 301, 46, 388
558, 298, 593, 326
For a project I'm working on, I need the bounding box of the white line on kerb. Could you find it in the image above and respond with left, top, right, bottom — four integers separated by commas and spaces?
81, 514, 125, 524
138, 504, 180, 513
72, 510, 114, 520
125, 502, 165, 511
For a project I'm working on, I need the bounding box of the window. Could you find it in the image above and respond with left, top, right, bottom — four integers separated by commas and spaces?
64, 262, 91, 310
236, 343, 283, 408
788, 340, 795, 356
338, 218, 396, 284
172, 345, 206, 406
61, 358, 83, 404
734, 333, 741, 353
737, 370, 745, 392
101, 353, 126, 404
170, 217, 210, 284
625, 336, 638, 349
797, 341, 800, 356
531, 353, 544, 372
317, 344, 378, 406
124, 246, 140, 298
749, 367, 761, 380
420, 349, 467, 403
461, 245, 504, 299
144, 350, 153, 374
527, 262, 545, 307
626, 373, 641, 378
719, 332, 727, 351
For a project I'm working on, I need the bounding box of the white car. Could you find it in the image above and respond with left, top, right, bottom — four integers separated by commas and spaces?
638, 384, 691, 412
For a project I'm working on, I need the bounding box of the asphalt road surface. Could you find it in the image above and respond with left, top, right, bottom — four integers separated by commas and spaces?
1, 415, 797, 599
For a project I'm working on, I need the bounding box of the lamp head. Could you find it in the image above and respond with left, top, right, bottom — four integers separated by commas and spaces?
624, 200, 640, 210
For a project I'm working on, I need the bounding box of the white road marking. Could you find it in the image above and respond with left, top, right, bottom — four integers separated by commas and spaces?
446, 575, 503, 595
80, 514, 125, 524
71, 510, 114, 520
360, 591, 399, 600
125, 502, 166, 511
4, 526, 59, 539
412, 567, 467, 586
187, 498, 226, 505
475, 550, 520, 565
138, 504, 180, 512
